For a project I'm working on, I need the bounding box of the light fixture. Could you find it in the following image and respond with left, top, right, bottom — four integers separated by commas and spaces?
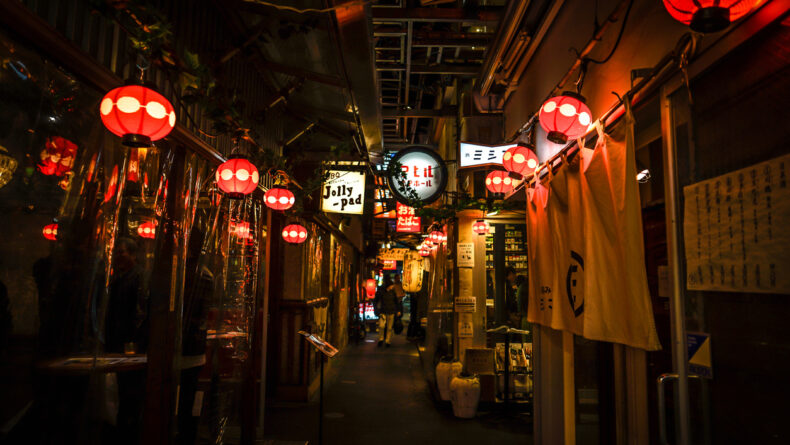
429, 230, 444, 244
42, 223, 58, 241
539, 92, 592, 144
264, 187, 295, 211
485, 170, 514, 194
137, 221, 156, 239
502, 145, 539, 179
637, 167, 651, 183
282, 223, 307, 244
216, 155, 259, 199
472, 220, 488, 235
486, 210, 499, 217
100, 84, 176, 147
365, 278, 377, 297
662, 0, 760, 33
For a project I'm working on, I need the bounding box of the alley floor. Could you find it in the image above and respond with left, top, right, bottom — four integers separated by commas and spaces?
263, 332, 533, 445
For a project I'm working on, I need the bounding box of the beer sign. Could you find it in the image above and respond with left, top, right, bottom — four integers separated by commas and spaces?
321, 170, 365, 214
387, 146, 447, 205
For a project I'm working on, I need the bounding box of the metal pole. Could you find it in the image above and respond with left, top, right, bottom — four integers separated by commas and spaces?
660, 85, 691, 445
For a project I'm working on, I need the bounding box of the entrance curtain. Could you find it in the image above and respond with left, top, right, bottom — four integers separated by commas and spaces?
526, 100, 661, 351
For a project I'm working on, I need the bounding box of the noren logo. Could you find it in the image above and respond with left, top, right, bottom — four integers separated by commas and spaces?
566, 250, 584, 317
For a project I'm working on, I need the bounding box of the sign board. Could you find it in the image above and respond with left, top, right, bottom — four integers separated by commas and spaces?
455, 296, 476, 312
457, 242, 474, 267
381, 259, 397, 270
402, 251, 424, 293
465, 348, 495, 375
396, 202, 421, 232
687, 332, 712, 378
298, 330, 338, 357
321, 170, 365, 214
459, 142, 516, 168
374, 201, 395, 218
387, 146, 447, 205
377, 248, 407, 261
683, 153, 790, 294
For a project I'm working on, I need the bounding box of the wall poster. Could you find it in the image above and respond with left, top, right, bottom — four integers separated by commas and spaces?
683, 153, 790, 294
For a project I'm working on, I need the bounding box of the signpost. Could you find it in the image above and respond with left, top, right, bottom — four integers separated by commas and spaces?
298, 331, 338, 445
387, 146, 447, 205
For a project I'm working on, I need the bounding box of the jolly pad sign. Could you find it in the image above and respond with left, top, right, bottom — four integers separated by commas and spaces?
322, 170, 365, 214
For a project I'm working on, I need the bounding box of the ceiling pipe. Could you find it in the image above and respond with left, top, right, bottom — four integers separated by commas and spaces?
476, 0, 531, 96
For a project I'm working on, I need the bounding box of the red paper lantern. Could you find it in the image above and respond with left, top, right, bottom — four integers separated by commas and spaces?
216, 155, 259, 199
42, 223, 58, 241
502, 145, 539, 178
472, 220, 488, 235
231, 221, 251, 239
429, 230, 444, 244
39, 137, 77, 177
100, 84, 176, 147
137, 221, 156, 239
419, 248, 431, 257
539, 92, 592, 144
662, 0, 758, 33
264, 187, 295, 211
486, 170, 515, 194
365, 278, 377, 297
282, 223, 307, 244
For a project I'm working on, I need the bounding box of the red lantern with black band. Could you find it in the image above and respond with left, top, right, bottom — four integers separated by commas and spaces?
137, 221, 156, 239
485, 170, 515, 195
365, 278, 377, 298
264, 187, 295, 211
216, 155, 259, 199
662, 0, 759, 33
539, 92, 592, 145
100, 84, 176, 147
502, 145, 539, 179
282, 223, 307, 244
419, 247, 431, 257
429, 230, 444, 244
42, 223, 58, 241
472, 220, 489, 235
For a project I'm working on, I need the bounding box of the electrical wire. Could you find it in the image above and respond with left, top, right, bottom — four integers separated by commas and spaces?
585, 0, 635, 65
243, 0, 367, 15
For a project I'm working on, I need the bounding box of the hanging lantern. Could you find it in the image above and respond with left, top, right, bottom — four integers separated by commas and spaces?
42, 223, 58, 241
264, 187, 295, 211
365, 278, 377, 298
282, 223, 307, 244
137, 221, 156, 239
100, 84, 176, 147
231, 221, 252, 239
502, 145, 539, 179
38, 137, 77, 177
419, 247, 431, 257
662, 0, 759, 33
429, 230, 444, 244
216, 155, 259, 199
539, 92, 592, 144
486, 170, 515, 194
472, 220, 489, 235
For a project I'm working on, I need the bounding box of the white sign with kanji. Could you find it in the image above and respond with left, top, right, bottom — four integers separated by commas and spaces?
459, 142, 516, 168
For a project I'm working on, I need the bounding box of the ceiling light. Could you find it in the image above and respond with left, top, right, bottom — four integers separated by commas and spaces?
637, 168, 651, 183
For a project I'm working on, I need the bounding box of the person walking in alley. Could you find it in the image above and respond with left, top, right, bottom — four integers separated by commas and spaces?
374, 275, 402, 347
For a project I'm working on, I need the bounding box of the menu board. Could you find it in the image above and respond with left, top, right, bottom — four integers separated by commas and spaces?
683, 153, 790, 294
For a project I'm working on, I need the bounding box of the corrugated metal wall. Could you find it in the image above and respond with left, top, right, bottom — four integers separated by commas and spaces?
21, 0, 284, 159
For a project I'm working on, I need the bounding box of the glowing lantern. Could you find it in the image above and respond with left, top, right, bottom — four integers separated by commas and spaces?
419, 247, 430, 257
264, 187, 295, 211
100, 84, 176, 147
215, 155, 259, 199
472, 220, 488, 235
282, 223, 307, 244
42, 223, 58, 241
39, 137, 77, 177
662, 0, 759, 33
231, 221, 251, 239
502, 145, 539, 178
365, 278, 377, 298
429, 231, 444, 244
137, 221, 156, 239
486, 170, 515, 194
539, 92, 592, 144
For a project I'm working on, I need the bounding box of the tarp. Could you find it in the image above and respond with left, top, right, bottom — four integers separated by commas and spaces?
527, 101, 661, 351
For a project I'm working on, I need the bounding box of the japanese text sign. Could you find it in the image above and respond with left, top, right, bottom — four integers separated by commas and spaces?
459, 142, 516, 168
396, 202, 421, 233
387, 146, 447, 204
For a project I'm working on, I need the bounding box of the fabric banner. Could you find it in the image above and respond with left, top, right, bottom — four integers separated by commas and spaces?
527, 101, 661, 351
683, 152, 790, 294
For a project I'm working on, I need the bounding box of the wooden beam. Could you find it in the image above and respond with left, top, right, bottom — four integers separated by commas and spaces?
372, 7, 501, 22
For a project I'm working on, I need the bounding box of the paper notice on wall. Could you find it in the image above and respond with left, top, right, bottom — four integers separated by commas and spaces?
455, 296, 476, 312
683, 153, 790, 294
458, 313, 474, 338
459, 268, 473, 297
457, 242, 474, 267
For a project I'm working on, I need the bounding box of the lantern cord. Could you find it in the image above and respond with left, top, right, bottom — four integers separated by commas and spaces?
243, 0, 368, 15
585, 0, 634, 65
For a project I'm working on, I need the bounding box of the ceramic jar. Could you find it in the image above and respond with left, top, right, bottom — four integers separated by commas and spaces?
435, 358, 463, 401
450, 374, 481, 418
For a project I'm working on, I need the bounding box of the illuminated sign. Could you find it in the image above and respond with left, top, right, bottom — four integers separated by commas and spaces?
396, 202, 421, 233
458, 142, 516, 168
321, 170, 365, 214
381, 259, 397, 270
374, 201, 396, 218
387, 146, 447, 205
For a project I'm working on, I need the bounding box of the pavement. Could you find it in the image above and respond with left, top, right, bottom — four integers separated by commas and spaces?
263, 332, 533, 445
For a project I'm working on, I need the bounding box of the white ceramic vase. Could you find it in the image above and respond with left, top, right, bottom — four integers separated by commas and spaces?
435, 359, 463, 401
